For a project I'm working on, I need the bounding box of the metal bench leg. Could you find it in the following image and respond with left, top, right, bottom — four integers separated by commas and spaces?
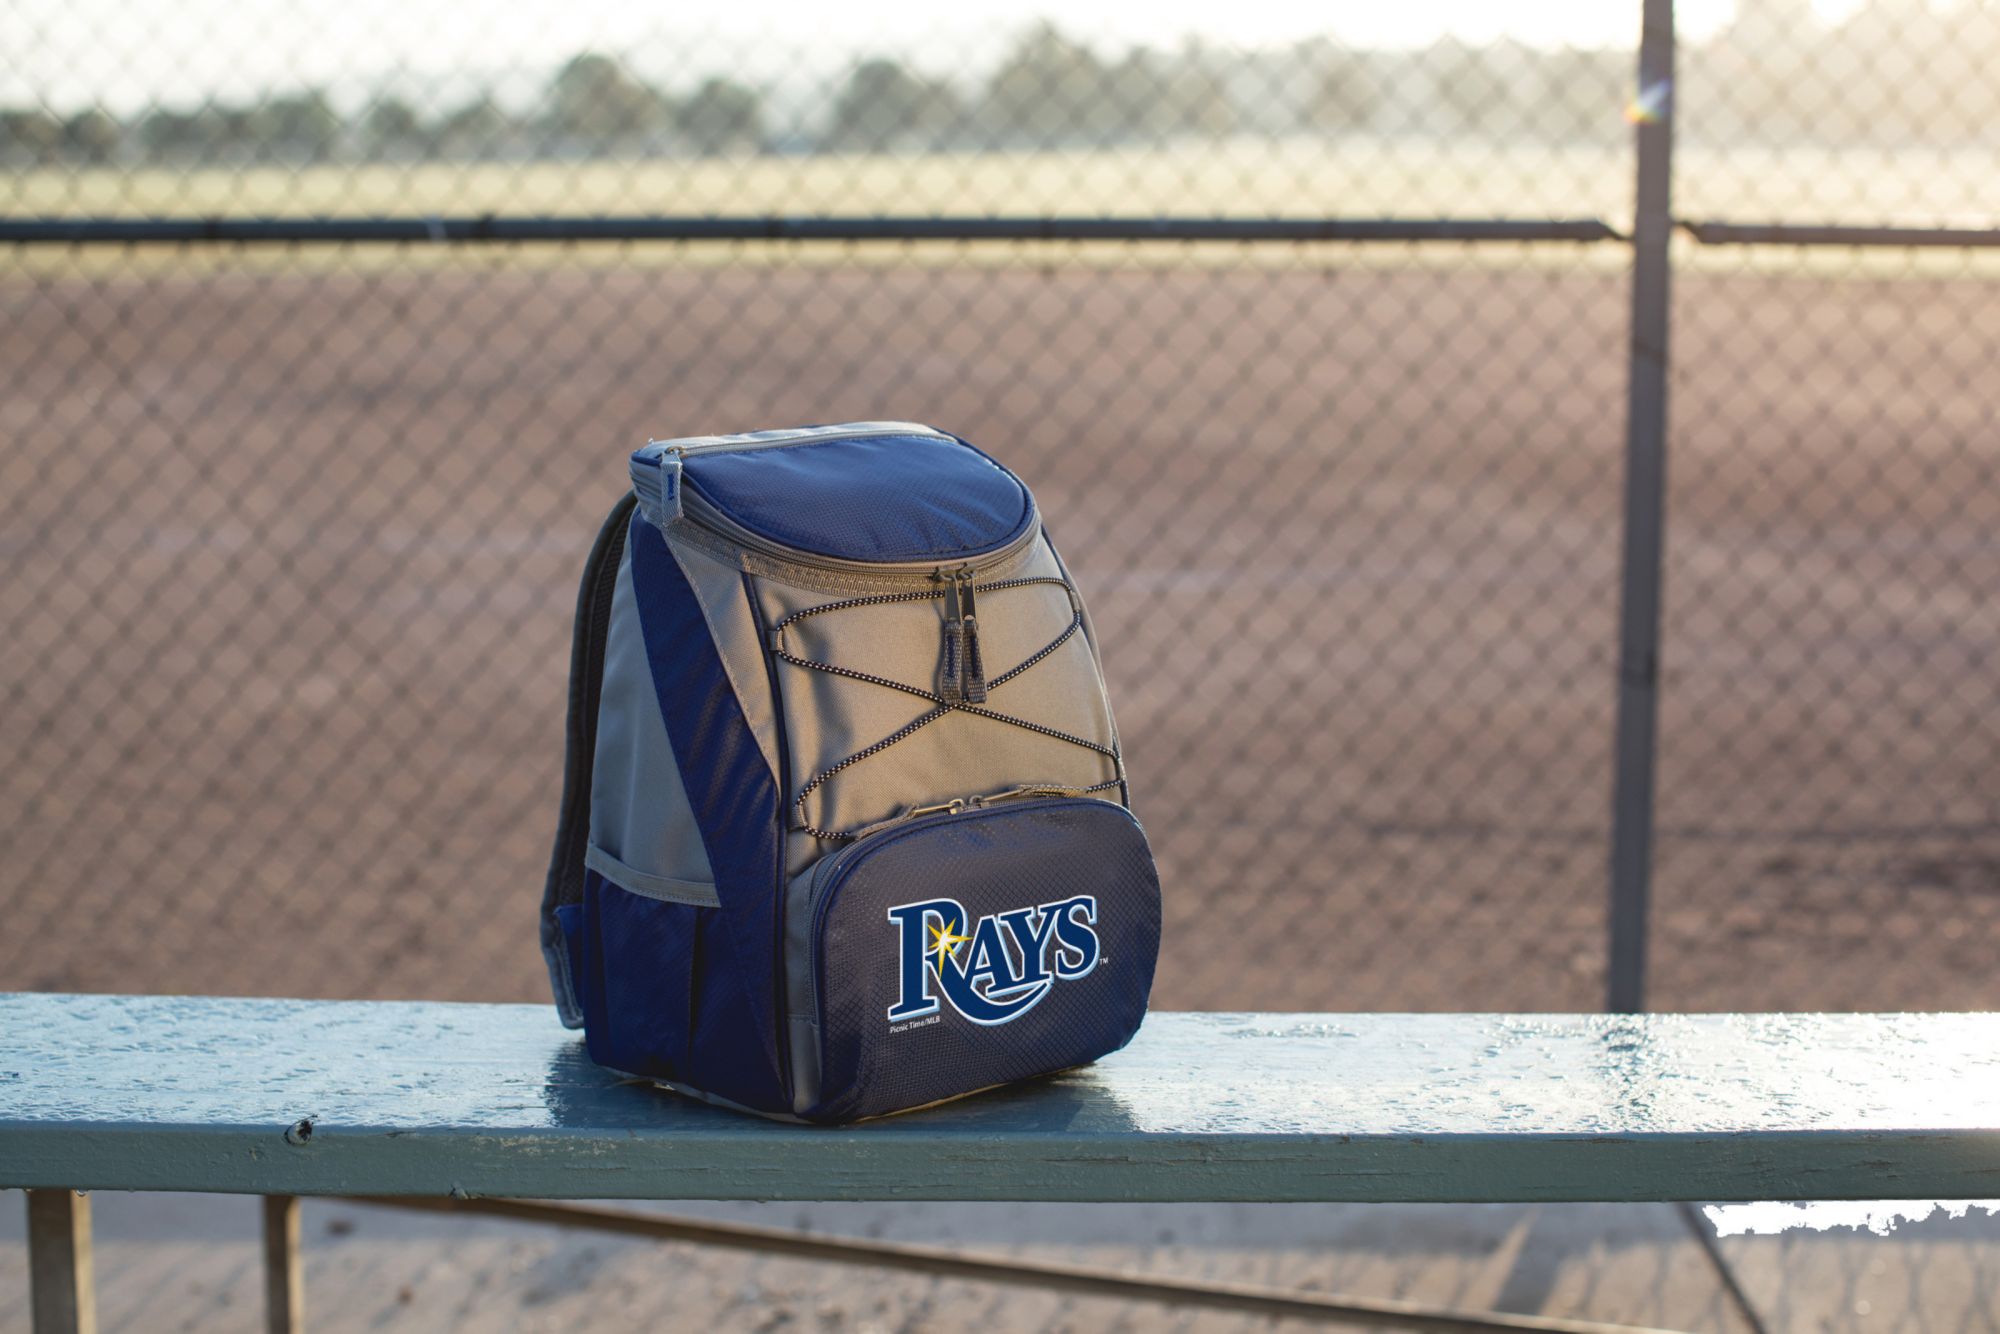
26, 1190, 96, 1334
262, 1195, 304, 1334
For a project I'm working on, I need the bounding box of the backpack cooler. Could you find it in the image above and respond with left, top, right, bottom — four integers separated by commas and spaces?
540, 422, 1162, 1122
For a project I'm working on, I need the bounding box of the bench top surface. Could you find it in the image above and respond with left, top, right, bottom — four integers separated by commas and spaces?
2, 993, 1996, 1203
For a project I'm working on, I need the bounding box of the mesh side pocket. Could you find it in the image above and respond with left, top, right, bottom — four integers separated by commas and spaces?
581, 869, 700, 1081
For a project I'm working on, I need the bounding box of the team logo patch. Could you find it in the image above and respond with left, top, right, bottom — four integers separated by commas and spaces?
885, 895, 1099, 1026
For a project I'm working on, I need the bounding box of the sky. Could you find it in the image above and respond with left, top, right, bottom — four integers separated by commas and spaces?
1, 0, 1861, 115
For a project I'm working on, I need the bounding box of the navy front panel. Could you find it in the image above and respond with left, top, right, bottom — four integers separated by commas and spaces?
808, 797, 1161, 1122
680, 433, 1033, 564
625, 515, 787, 1110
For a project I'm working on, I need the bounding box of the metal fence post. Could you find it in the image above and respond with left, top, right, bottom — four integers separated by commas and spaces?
26, 1190, 96, 1334
1608, 0, 1678, 1014
263, 1195, 304, 1334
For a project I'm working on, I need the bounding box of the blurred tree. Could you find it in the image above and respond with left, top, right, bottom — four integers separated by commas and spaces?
1425, 39, 1506, 138
434, 96, 509, 159
1100, 51, 1168, 139
60, 108, 120, 163
0, 108, 62, 164
212, 107, 261, 156
983, 22, 1115, 145
1828, 0, 1994, 146
547, 53, 668, 146
1700, 0, 1823, 144
827, 58, 960, 151
258, 91, 340, 160
1733, 0, 1819, 37
138, 107, 207, 159
1102, 43, 1236, 141
679, 77, 763, 156
1301, 47, 1379, 132
1524, 48, 1624, 147
1159, 40, 1237, 138
362, 97, 425, 155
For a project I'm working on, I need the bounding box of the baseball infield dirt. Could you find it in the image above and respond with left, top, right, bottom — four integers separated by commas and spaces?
2, 251, 1993, 1012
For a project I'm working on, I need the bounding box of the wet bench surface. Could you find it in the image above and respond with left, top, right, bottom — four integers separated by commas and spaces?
2, 993, 1997, 1203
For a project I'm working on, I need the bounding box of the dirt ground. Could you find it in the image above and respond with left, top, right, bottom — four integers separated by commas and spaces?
1, 250, 1994, 1012
12, 1191, 1999, 1333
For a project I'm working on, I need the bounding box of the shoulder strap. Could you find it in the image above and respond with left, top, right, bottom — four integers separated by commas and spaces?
540, 490, 638, 1026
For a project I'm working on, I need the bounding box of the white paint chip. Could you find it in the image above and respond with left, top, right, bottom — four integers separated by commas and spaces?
1702, 1200, 2000, 1237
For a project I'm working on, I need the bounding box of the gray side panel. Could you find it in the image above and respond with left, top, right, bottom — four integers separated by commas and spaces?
1049, 536, 1124, 766
589, 544, 716, 890
665, 534, 784, 783
584, 844, 720, 908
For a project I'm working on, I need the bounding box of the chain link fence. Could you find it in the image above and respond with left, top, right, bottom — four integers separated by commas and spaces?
2, 4, 1995, 1017
1653, 0, 2000, 1012
7, 4, 2000, 1330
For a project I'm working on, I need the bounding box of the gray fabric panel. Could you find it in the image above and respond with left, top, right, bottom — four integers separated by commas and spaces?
783, 860, 828, 1113
756, 536, 1121, 873
585, 842, 722, 908
665, 532, 785, 783
589, 545, 716, 890
1050, 537, 1124, 760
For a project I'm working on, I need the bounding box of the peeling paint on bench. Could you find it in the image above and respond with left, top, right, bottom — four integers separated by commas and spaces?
1, 995, 1996, 1203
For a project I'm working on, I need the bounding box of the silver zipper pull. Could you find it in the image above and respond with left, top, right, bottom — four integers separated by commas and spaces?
958, 570, 987, 704
847, 797, 965, 842
969, 784, 1082, 808
937, 566, 987, 705
937, 568, 966, 703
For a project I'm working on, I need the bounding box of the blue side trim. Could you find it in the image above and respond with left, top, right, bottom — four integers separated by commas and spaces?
625, 515, 787, 1108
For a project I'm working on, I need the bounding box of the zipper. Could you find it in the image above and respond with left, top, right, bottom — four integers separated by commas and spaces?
843, 784, 1100, 843
650, 421, 949, 458
937, 565, 986, 704
678, 483, 1038, 582
632, 420, 1038, 581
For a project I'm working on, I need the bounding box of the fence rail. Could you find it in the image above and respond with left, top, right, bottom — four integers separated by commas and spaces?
24, 217, 2000, 249
1678, 221, 2000, 247
0, 216, 1627, 245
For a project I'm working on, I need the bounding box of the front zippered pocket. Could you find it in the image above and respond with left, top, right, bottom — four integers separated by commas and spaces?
786, 796, 1161, 1121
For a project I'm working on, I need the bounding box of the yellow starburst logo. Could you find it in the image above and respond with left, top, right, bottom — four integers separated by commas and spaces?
927, 919, 970, 963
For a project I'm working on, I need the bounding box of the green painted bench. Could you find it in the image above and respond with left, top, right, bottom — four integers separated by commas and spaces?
4, 993, 1999, 1332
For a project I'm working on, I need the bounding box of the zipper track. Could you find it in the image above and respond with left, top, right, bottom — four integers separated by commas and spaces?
650, 421, 948, 457
678, 482, 1039, 581
646, 423, 1039, 581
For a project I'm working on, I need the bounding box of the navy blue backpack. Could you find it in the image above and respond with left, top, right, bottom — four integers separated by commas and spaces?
541, 423, 1162, 1121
